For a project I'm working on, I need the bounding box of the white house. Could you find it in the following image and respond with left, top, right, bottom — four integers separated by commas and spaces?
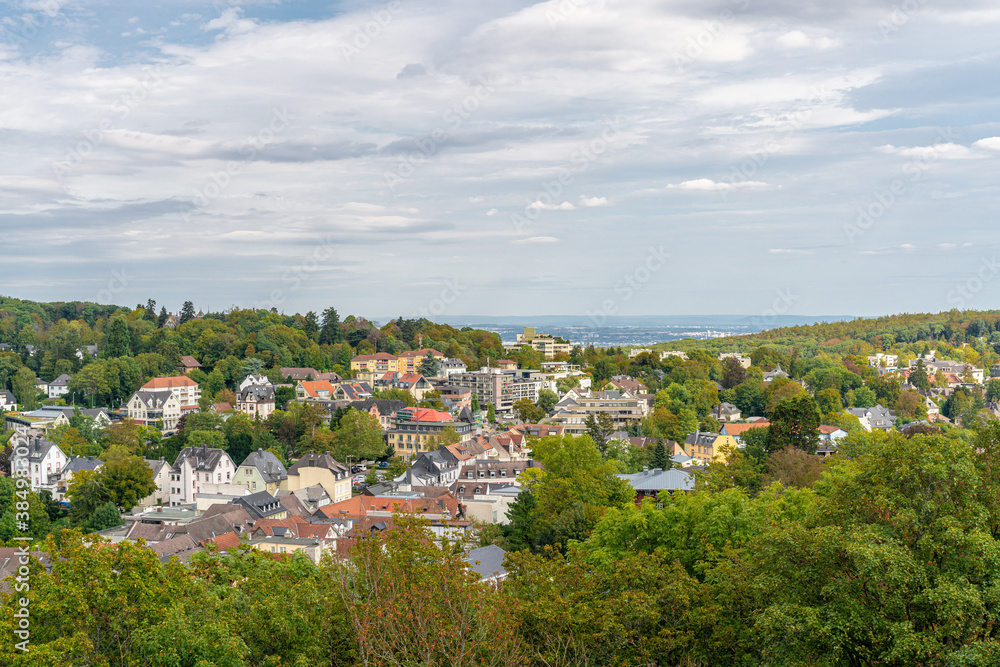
138, 458, 172, 508
237, 384, 276, 419
0, 390, 18, 411
47, 374, 71, 399
238, 374, 272, 392
168, 445, 237, 506
9, 432, 69, 493
52, 456, 103, 502
125, 390, 183, 432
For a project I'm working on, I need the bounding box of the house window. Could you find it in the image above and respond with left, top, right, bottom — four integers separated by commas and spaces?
252, 482, 256, 490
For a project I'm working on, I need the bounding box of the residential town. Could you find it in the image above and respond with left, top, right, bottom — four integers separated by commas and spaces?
3, 301, 1000, 664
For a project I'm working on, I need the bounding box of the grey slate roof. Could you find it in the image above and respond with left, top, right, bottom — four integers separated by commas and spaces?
231, 491, 285, 520
61, 456, 103, 475
239, 449, 287, 484
14, 435, 62, 465
134, 390, 176, 410
239, 385, 275, 402
618, 467, 694, 493
287, 450, 349, 478
463, 545, 508, 581
349, 398, 409, 415
684, 431, 719, 448
173, 445, 228, 473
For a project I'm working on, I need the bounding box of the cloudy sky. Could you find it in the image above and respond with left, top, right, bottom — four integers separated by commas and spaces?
1, 0, 999, 320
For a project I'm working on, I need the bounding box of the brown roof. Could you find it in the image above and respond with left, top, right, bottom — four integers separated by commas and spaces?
143, 376, 198, 389
317, 493, 464, 521
203, 531, 242, 550
277, 493, 310, 517
722, 421, 771, 436
250, 516, 309, 536
179, 356, 202, 369
0, 547, 50, 592
149, 534, 198, 558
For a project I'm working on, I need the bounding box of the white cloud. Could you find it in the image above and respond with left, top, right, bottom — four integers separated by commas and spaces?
202, 8, 258, 36
973, 137, 1000, 151
878, 143, 980, 160
528, 201, 576, 211
579, 196, 610, 207
768, 248, 813, 255
776, 31, 840, 50
512, 236, 559, 244
469, 196, 484, 203
486, 208, 499, 216
666, 179, 767, 191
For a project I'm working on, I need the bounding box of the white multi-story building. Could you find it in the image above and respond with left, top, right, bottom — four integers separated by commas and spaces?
9, 432, 68, 493
237, 385, 276, 419
168, 445, 236, 506
718, 352, 751, 369
867, 353, 898, 368
141, 376, 202, 410
125, 390, 183, 431
138, 459, 172, 508
47, 374, 72, 399
548, 389, 645, 435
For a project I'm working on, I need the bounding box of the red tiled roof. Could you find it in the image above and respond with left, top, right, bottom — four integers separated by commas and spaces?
722, 421, 770, 436
143, 376, 198, 389
203, 531, 241, 550
818, 424, 846, 434
318, 493, 464, 521
298, 380, 337, 398
414, 408, 452, 422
